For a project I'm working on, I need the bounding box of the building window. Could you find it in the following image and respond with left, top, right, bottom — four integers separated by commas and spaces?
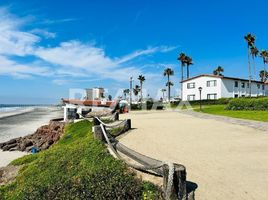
247, 83, 249, 88
234, 94, 239, 98
187, 82, 195, 89
234, 81, 238, 88
207, 93, 217, 100
241, 82, 245, 88
187, 95, 195, 101
241, 95, 245, 97
257, 84, 260, 89
262, 85, 265, 90
207, 80, 217, 87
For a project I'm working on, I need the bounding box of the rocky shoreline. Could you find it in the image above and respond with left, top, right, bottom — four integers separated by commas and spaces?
0, 121, 65, 153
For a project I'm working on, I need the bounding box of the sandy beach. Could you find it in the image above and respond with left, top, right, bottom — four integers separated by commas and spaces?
119, 110, 268, 200
0, 107, 62, 167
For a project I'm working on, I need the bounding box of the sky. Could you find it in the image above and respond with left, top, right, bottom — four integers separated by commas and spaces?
1, 0, 268, 104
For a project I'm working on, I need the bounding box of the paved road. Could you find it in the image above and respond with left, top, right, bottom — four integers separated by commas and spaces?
120, 110, 268, 200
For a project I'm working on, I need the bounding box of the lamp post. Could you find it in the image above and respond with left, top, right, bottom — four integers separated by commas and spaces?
130, 76, 133, 107
198, 87, 202, 111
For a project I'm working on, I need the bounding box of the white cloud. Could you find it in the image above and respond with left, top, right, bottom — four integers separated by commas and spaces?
30, 28, 56, 39
0, 55, 52, 78
0, 6, 177, 87
0, 8, 39, 56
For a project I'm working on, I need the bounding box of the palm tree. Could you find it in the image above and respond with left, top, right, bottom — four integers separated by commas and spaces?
123, 89, 130, 100
166, 81, 174, 100
178, 53, 186, 99
244, 33, 256, 96
161, 88, 166, 101
133, 85, 140, 101
260, 49, 268, 72
213, 66, 224, 76
259, 70, 268, 82
163, 68, 174, 102
250, 46, 259, 80
137, 75, 145, 103
184, 56, 193, 79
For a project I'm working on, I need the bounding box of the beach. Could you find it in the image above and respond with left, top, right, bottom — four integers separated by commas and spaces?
0, 107, 62, 167
119, 110, 268, 200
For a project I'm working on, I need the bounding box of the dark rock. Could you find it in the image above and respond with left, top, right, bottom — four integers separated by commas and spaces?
0, 121, 65, 153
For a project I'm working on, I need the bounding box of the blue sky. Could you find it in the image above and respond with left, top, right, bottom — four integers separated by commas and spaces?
0, 0, 268, 104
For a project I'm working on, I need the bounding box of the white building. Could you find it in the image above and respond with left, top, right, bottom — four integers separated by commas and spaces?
86, 87, 105, 100
181, 74, 268, 101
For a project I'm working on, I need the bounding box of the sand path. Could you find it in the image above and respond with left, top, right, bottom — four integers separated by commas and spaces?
119, 110, 268, 200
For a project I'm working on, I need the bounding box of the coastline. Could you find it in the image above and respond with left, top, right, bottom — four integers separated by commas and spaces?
0, 107, 63, 167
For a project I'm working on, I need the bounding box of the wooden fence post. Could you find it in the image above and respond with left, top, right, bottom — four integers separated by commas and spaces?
114, 112, 119, 121
93, 125, 105, 142
93, 117, 100, 126
163, 163, 187, 200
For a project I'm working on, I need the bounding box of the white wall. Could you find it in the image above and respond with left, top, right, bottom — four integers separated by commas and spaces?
182, 76, 267, 101
182, 76, 222, 101
222, 79, 266, 98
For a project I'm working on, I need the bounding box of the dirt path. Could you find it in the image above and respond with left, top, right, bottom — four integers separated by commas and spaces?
119, 110, 268, 200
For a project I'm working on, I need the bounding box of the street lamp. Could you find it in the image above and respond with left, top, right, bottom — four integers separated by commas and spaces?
198, 87, 202, 111
130, 76, 133, 108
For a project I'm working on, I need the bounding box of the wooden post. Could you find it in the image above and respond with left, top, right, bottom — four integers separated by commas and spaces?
93, 125, 105, 142
114, 112, 119, 121
163, 163, 187, 200
126, 119, 131, 130
93, 117, 100, 126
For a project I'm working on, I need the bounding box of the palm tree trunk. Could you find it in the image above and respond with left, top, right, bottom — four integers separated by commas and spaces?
181, 65, 183, 100
187, 65, 189, 79
252, 57, 256, 81
140, 82, 143, 103
248, 46, 252, 97
168, 75, 170, 102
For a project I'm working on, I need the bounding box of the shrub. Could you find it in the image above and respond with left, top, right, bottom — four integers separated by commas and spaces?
226, 97, 268, 110
170, 98, 232, 107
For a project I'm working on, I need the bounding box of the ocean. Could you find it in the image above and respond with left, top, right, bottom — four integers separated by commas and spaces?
0, 104, 53, 113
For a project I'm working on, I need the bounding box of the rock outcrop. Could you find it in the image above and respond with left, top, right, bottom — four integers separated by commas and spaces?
0, 121, 65, 152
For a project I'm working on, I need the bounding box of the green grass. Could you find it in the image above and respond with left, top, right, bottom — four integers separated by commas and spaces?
195, 105, 268, 122
0, 120, 160, 200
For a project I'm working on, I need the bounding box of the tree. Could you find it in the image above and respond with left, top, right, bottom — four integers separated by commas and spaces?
133, 85, 140, 101
260, 49, 268, 72
244, 33, 256, 96
123, 89, 130, 100
259, 70, 268, 82
184, 56, 193, 79
178, 53, 186, 99
250, 46, 259, 80
213, 66, 224, 76
178, 53, 186, 80
163, 68, 174, 102
137, 75, 145, 103
161, 88, 166, 101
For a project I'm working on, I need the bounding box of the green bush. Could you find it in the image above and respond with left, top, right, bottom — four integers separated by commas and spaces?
226, 97, 268, 110
0, 120, 161, 199
130, 101, 163, 110
170, 98, 232, 107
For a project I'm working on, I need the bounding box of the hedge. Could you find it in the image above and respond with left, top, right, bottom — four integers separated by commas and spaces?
225, 97, 268, 110
170, 98, 232, 107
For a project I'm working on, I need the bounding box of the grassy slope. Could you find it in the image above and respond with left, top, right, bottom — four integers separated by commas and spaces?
195, 105, 268, 122
0, 120, 160, 200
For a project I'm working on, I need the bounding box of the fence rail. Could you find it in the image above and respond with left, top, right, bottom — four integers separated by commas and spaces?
92, 115, 191, 200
